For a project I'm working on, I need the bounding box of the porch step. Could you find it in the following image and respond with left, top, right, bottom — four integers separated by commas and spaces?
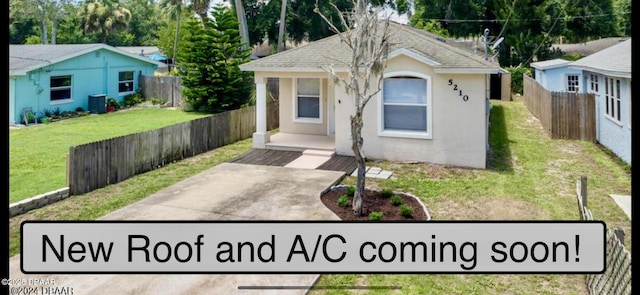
302, 149, 335, 157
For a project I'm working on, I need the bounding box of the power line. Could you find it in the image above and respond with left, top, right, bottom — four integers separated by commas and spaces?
419, 11, 630, 23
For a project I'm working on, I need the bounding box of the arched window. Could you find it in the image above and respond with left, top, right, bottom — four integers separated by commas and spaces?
379, 72, 432, 139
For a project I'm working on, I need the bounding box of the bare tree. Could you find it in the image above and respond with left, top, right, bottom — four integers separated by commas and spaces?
315, 0, 393, 216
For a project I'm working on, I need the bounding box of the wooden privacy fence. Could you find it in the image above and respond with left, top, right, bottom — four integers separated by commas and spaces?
140, 75, 182, 107
68, 102, 278, 195
576, 176, 631, 295
523, 75, 596, 141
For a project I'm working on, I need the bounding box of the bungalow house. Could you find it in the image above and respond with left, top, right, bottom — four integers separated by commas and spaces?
240, 21, 501, 169
529, 39, 631, 165
9, 43, 162, 125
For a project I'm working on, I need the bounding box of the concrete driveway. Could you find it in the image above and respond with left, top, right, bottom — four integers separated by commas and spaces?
9, 163, 345, 294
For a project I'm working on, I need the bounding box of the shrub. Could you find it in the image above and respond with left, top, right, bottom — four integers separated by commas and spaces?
52, 107, 61, 117
75, 107, 84, 112
390, 195, 403, 206
42, 108, 54, 117
26, 112, 36, 124
368, 212, 383, 221
107, 98, 120, 108
151, 98, 164, 105
124, 92, 144, 107
346, 186, 355, 197
381, 189, 394, 198
398, 204, 414, 217
337, 195, 351, 208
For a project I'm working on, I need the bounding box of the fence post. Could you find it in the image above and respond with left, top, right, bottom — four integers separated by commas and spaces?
614, 227, 625, 244
580, 175, 587, 208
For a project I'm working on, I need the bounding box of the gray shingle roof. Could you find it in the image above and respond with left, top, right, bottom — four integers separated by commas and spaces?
240, 21, 500, 73
9, 43, 163, 76
553, 37, 629, 56
570, 39, 631, 78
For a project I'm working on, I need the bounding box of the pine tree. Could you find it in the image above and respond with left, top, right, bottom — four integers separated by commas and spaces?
179, 4, 251, 113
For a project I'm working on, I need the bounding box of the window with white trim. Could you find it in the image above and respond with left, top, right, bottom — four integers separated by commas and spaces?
605, 77, 621, 122
381, 75, 430, 137
295, 78, 321, 122
567, 74, 579, 92
50, 75, 72, 101
118, 71, 135, 93
589, 74, 598, 93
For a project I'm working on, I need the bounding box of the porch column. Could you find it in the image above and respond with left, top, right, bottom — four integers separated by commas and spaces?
252, 77, 270, 149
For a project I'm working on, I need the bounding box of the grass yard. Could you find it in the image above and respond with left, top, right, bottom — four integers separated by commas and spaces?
7, 97, 631, 294
309, 98, 631, 294
9, 108, 211, 203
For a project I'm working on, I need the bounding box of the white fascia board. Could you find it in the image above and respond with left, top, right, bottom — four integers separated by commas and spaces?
387, 48, 441, 66
434, 68, 501, 74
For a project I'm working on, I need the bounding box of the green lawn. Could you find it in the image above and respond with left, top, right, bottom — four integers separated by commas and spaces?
9, 108, 211, 203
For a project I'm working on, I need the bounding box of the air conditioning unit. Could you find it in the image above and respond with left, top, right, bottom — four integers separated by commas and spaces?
88, 94, 107, 114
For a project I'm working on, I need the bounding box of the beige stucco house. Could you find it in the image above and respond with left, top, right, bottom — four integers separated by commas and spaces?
240, 22, 501, 169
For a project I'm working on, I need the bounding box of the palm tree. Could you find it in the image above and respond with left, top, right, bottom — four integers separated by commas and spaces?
190, 0, 211, 28
78, 0, 132, 43
160, 0, 185, 70
277, 0, 287, 52
231, 0, 249, 50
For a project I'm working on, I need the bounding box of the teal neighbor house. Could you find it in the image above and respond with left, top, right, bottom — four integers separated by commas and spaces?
9, 43, 162, 125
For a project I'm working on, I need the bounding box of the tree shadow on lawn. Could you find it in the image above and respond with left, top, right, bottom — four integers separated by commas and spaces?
487, 104, 514, 173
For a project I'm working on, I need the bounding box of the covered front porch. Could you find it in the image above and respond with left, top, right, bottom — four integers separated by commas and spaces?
251, 72, 337, 153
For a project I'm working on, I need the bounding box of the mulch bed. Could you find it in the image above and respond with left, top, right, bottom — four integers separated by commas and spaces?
321, 187, 428, 221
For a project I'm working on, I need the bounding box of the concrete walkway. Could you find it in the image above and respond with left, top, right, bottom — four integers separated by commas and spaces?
9, 163, 345, 295
610, 194, 632, 220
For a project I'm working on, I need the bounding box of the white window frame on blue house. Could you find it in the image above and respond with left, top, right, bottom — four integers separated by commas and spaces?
378, 71, 432, 139
566, 74, 579, 93
292, 78, 323, 124
589, 73, 598, 94
118, 71, 135, 95
50, 75, 73, 104
605, 77, 622, 124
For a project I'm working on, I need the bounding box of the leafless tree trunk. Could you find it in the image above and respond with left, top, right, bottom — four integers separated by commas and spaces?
315, 0, 392, 216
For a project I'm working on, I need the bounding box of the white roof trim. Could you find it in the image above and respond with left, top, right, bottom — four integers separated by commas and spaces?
572, 66, 631, 79
434, 68, 500, 74
10, 44, 163, 76
387, 48, 441, 66
239, 66, 350, 73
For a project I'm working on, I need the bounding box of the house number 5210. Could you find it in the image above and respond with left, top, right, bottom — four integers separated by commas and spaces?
448, 79, 469, 101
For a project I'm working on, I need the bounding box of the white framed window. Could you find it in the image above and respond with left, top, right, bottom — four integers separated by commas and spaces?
567, 74, 579, 92
379, 72, 432, 139
605, 77, 621, 123
50, 75, 72, 103
293, 78, 322, 123
589, 73, 598, 94
118, 71, 135, 94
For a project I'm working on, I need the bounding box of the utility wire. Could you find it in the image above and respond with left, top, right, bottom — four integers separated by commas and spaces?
422, 11, 630, 23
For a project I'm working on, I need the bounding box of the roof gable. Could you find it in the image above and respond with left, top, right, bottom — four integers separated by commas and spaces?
9, 44, 163, 76
240, 21, 500, 74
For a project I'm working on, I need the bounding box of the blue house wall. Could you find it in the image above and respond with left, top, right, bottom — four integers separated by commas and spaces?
588, 72, 632, 165
533, 67, 583, 92
11, 48, 157, 124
